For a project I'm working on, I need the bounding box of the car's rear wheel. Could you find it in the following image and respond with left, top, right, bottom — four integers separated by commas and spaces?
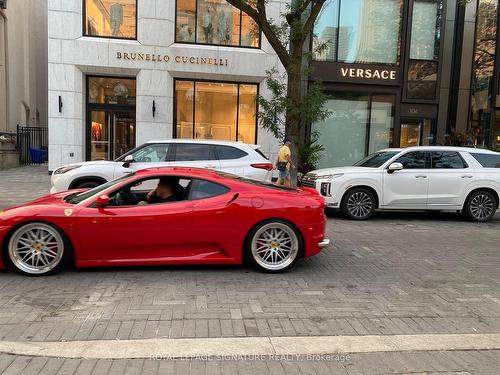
464, 190, 497, 222
341, 188, 376, 220
5, 222, 70, 276
246, 220, 301, 273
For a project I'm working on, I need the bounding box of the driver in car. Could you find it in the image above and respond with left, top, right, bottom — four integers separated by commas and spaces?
138, 177, 184, 205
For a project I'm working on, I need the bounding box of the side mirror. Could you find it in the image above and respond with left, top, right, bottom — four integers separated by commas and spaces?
387, 162, 403, 174
96, 194, 110, 208
122, 155, 134, 168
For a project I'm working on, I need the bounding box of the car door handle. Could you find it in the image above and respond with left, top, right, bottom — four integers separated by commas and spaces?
204, 165, 217, 169
461, 175, 473, 179
415, 175, 427, 178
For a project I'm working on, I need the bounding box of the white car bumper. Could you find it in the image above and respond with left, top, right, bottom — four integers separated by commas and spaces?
301, 177, 341, 209
50, 174, 71, 193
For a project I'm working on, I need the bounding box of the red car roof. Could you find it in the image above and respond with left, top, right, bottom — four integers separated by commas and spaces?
134, 167, 219, 177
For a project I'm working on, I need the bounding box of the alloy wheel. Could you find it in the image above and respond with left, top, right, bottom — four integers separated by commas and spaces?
251, 222, 299, 272
8, 223, 65, 275
469, 193, 495, 221
347, 191, 373, 218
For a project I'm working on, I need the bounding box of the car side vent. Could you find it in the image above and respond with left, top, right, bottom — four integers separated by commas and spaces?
225, 193, 239, 207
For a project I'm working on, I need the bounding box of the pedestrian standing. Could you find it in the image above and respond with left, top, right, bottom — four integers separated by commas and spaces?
275, 138, 293, 187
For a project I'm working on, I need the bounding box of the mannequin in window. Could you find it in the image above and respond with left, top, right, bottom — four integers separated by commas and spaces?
202, 8, 213, 43
110, 3, 124, 37
218, 11, 228, 44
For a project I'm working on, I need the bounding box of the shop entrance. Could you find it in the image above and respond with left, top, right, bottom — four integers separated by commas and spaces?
89, 110, 135, 161
399, 118, 436, 147
86, 76, 136, 161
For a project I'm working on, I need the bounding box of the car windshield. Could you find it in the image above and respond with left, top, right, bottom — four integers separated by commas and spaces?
65, 173, 134, 204
216, 171, 298, 192
353, 151, 399, 168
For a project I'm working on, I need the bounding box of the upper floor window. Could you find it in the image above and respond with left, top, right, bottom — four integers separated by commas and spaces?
313, 0, 404, 64
406, 0, 443, 100
176, 0, 260, 48
84, 0, 137, 39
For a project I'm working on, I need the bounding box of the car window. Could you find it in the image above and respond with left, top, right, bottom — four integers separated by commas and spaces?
254, 148, 269, 160
354, 151, 400, 167
216, 171, 298, 192
216, 145, 248, 160
431, 151, 467, 169
395, 151, 429, 169
131, 144, 169, 162
175, 144, 215, 161
470, 153, 500, 168
189, 179, 230, 200
66, 173, 134, 204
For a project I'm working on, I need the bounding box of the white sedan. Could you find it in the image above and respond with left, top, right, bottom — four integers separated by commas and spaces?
50, 139, 273, 193
302, 146, 500, 222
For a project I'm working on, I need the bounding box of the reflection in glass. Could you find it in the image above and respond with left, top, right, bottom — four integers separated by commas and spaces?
176, 0, 259, 47
407, 60, 438, 99
410, 0, 441, 60
368, 95, 394, 153
471, 0, 498, 149
85, 0, 136, 39
88, 77, 136, 105
400, 123, 421, 148
338, 0, 403, 64
176, 0, 196, 42
175, 80, 258, 143
313, 0, 340, 61
90, 111, 109, 161
176, 81, 195, 139
195, 82, 238, 140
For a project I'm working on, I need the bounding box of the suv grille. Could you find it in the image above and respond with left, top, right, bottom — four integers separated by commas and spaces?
301, 174, 318, 189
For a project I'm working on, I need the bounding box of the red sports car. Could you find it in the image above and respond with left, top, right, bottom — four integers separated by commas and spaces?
0, 167, 329, 276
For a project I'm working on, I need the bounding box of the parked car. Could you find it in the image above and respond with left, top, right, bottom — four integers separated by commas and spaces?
302, 146, 500, 222
50, 140, 273, 193
0, 167, 329, 276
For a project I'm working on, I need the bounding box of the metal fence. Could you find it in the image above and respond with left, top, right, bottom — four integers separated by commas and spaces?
16, 125, 48, 165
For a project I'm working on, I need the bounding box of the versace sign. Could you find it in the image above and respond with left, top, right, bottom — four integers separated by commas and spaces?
340, 67, 397, 81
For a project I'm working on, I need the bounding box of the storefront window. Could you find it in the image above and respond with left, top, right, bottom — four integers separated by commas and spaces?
471, 0, 498, 149
88, 77, 136, 106
312, 92, 395, 168
406, 0, 442, 100
84, 0, 136, 39
175, 80, 258, 143
313, 0, 403, 64
175, 0, 260, 47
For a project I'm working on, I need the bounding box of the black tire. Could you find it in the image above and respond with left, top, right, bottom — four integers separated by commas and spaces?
341, 188, 376, 220
3, 222, 71, 276
463, 190, 497, 222
73, 180, 102, 189
245, 219, 302, 273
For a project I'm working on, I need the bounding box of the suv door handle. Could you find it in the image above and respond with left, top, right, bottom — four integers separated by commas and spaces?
415, 175, 427, 178
461, 175, 473, 178
204, 165, 217, 169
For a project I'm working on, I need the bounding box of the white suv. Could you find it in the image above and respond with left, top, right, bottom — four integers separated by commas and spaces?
51, 139, 273, 193
303, 146, 500, 222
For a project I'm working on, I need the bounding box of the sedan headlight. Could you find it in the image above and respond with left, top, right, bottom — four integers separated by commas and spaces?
318, 173, 344, 180
53, 165, 82, 175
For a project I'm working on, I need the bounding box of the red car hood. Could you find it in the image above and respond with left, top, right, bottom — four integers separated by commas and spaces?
2, 189, 87, 212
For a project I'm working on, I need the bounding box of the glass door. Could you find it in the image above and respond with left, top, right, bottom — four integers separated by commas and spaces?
400, 119, 435, 147
89, 110, 135, 161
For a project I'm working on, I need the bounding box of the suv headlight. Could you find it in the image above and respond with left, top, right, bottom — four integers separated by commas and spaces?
54, 165, 82, 175
319, 173, 344, 180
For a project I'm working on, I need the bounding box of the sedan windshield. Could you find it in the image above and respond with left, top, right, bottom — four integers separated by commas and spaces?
354, 151, 399, 168
65, 173, 134, 204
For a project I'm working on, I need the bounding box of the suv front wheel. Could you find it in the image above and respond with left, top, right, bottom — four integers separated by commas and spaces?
342, 188, 376, 220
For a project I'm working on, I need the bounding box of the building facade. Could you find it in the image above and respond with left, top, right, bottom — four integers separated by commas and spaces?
47, 0, 285, 172
311, 0, 458, 168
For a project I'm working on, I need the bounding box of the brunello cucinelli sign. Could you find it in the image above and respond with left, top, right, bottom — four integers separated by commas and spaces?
116, 52, 229, 66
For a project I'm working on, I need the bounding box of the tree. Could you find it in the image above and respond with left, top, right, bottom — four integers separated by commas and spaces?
225, 0, 330, 182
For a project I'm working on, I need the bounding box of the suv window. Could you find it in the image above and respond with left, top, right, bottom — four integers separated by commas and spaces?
216, 145, 248, 160
431, 151, 467, 169
470, 153, 500, 168
121, 144, 169, 162
354, 151, 399, 167
174, 144, 215, 161
189, 179, 229, 200
395, 151, 429, 169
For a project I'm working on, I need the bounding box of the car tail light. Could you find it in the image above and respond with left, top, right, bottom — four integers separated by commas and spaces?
251, 163, 273, 171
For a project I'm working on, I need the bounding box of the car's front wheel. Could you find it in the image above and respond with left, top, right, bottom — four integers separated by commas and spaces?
341, 188, 376, 220
5, 222, 70, 276
246, 220, 302, 273
464, 190, 497, 222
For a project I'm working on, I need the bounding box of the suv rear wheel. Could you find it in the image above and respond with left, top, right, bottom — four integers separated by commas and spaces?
464, 190, 497, 222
